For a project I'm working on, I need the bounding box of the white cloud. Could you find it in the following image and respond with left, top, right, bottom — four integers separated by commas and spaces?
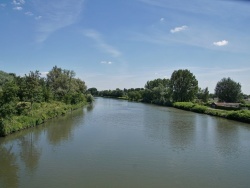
12, 0, 25, 6
160, 18, 165, 22
100, 61, 113, 65
84, 29, 122, 58
213, 40, 229, 46
13, 6, 23, 11
25, 11, 33, 16
35, 16, 42, 20
170, 25, 188, 33
34, 0, 84, 43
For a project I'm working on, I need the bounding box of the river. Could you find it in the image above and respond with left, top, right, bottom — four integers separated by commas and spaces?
0, 98, 250, 188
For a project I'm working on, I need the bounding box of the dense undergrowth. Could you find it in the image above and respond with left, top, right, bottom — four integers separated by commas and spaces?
0, 101, 87, 136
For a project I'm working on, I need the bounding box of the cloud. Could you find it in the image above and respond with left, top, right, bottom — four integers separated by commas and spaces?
170, 25, 188, 33
100, 61, 113, 65
160, 18, 165, 22
213, 40, 229, 46
12, 0, 25, 6
13, 6, 23, 10
84, 29, 122, 57
34, 0, 84, 43
35, 16, 42, 20
25, 11, 33, 16
0, 4, 6, 8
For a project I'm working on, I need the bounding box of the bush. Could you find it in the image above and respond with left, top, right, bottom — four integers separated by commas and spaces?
173, 102, 194, 110
192, 105, 207, 113
0, 101, 86, 136
227, 110, 250, 123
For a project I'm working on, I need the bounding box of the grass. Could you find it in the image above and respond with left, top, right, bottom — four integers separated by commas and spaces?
0, 101, 87, 136
173, 102, 250, 123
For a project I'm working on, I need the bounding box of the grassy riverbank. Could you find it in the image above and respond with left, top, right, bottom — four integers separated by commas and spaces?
0, 101, 87, 136
173, 102, 250, 123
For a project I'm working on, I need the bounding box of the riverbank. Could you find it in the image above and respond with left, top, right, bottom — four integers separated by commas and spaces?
173, 102, 250, 123
0, 101, 87, 137
104, 97, 250, 124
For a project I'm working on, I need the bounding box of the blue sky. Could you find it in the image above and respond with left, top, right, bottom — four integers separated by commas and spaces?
1, 0, 250, 94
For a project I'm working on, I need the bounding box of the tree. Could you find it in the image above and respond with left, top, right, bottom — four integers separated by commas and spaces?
46, 66, 86, 102
145, 78, 169, 90
88, 88, 98, 96
215, 77, 242, 102
0, 80, 19, 118
197, 87, 209, 103
22, 71, 43, 109
170, 69, 198, 102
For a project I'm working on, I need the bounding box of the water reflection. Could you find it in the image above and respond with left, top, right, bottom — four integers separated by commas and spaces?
0, 107, 87, 187
143, 106, 196, 150
214, 119, 240, 158
46, 109, 85, 145
0, 145, 19, 188
18, 133, 41, 173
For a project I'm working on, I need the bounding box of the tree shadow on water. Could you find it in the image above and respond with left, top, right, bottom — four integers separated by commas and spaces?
0, 145, 19, 188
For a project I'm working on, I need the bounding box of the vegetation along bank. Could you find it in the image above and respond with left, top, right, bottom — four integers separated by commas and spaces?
0, 66, 93, 136
88, 69, 250, 124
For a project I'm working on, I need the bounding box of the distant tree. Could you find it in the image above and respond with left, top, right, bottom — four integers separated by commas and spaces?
197, 87, 209, 103
128, 91, 142, 101
145, 78, 169, 90
88, 88, 98, 96
215, 77, 242, 102
170, 69, 198, 102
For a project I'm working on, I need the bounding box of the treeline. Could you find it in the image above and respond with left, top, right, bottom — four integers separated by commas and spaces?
0, 66, 93, 136
89, 69, 248, 105
89, 69, 211, 105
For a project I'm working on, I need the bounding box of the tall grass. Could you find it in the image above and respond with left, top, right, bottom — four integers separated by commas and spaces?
0, 101, 86, 136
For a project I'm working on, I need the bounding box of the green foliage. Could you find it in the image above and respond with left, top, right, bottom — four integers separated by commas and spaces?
227, 110, 250, 123
197, 87, 209, 103
0, 66, 89, 136
0, 101, 86, 136
127, 91, 142, 101
86, 94, 94, 103
145, 78, 169, 90
173, 102, 250, 123
215, 77, 242, 102
88, 87, 98, 96
0, 71, 14, 90
173, 102, 195, 110
0, 81, 19, 118
170, 69, 198, 102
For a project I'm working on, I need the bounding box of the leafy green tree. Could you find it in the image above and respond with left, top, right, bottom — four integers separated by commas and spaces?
170, 69, 198, 102
128, 91, 142, 101
22, 71, 43, 109
142, 78, 171, 104
46, 66, 86, 102
0, 71, 14, 90
88, 87, 98, 96
215, 77, 242, 102
197, 87, 209, 103
145, 78, 169, 90
0, 81, 19, 118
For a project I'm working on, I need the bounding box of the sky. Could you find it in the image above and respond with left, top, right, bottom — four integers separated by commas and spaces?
1, 0, 250, 94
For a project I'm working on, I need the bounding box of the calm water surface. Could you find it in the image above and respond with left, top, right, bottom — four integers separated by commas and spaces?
1, 98, 250, 188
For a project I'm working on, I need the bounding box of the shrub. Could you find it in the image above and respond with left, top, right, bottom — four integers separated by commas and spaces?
192, 105, 207, 113
173, 102, 194, 110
